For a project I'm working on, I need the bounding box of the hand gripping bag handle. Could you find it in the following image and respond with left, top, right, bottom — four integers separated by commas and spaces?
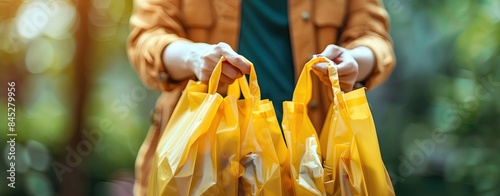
293, 56, 341, 104
209, 56, 261, 104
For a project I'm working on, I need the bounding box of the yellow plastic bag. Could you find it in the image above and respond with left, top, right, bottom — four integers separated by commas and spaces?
318, 57, 395, 195
282, 57, 330, 195
148, 57, 245, 196
232, 60, 289, 196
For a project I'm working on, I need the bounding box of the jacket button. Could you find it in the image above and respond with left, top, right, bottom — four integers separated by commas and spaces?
301, 11, 310, 20
158, 72, 168, 82
309, 100, 319, 110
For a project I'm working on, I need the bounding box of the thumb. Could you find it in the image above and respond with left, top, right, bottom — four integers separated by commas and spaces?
312, 62, 329, 75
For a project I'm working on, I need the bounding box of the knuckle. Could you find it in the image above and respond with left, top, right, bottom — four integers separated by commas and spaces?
214, 44, 223, 52
235, 71, 243, 78
215, 42, 228, 51
326, 44, 336, 50
233, 57, 245, 66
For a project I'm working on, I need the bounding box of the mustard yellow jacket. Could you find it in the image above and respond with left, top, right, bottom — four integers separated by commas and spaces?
127, 0, 395, 194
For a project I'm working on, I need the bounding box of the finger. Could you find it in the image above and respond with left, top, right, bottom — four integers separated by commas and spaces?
312, 63, 334, 87
337, 60, 358, 92
339, 80, 354, 92
217, 83, 228, 94
227, 56, 251, 75
332, 56, 343, 65
312, 62, 329, 75
221, 61, 244, 80
320, 44, 344, 60
335, 59, 358, 77
219, 73, 236, 84
215, 42, 251, 74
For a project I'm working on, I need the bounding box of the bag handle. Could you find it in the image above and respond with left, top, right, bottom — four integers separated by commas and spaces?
293, 56, 341, 104
208, 57, 261, 101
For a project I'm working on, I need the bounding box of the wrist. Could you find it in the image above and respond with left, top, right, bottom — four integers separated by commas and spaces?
349, 46, 375, 82
163, 40, 199, 81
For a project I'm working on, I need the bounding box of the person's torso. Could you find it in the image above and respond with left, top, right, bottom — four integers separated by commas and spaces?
165, 0, 349, 131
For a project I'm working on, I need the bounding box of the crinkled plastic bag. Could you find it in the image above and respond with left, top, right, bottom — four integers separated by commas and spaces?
282, 57, 329, 196
230, 60, 288, 196
148, 57, 245, 195
318, 56, 395, 196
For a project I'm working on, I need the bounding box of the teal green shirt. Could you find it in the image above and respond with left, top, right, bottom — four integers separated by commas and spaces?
238, 0, 294, 123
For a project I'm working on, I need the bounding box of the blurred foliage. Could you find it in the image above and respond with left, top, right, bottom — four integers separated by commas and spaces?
371, 0, 500, 195
1, 0, 154, 195
0, 0, 499, 195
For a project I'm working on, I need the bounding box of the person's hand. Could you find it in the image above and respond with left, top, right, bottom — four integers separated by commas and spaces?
312, 44, 359, 92
187, 42, 250, 86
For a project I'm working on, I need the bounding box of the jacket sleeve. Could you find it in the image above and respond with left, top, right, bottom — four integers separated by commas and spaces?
127, 0, 191, 91
338, 0, 395, 90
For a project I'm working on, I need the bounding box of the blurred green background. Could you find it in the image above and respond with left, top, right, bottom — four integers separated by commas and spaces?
0, 0, 499, 195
